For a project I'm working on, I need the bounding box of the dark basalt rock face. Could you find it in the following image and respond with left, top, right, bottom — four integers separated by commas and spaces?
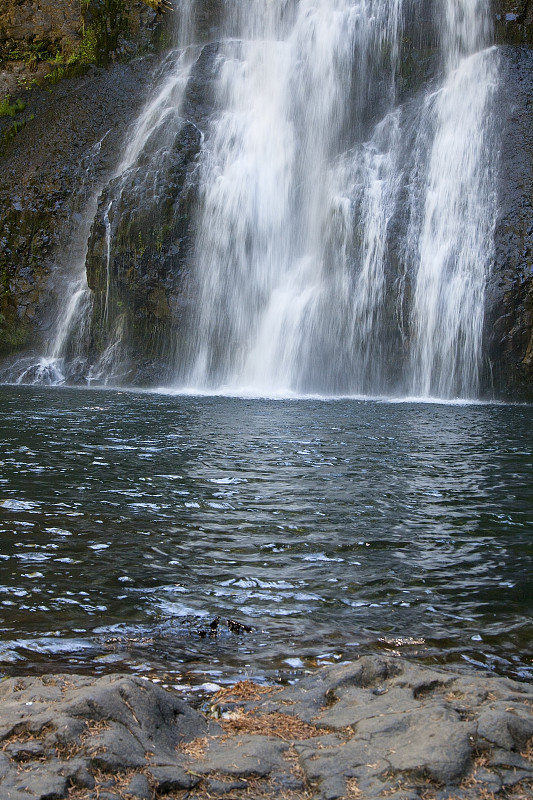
0, 0, 165, 365
483, 0, 533, 399
0, 60, 158, 363
484, 44, 533, 400
494, 0, 533, 44
0, 0, 82, 60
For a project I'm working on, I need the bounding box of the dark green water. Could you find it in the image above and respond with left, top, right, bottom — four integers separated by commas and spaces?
0, 386, 532, 690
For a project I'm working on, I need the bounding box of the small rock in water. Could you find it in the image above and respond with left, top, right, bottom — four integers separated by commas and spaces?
226, 617, 253, 634
198, 682, 222, 693
196, 615, 254, 638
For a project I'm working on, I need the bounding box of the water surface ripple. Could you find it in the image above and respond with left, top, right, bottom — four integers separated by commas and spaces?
0, 386, 531, 685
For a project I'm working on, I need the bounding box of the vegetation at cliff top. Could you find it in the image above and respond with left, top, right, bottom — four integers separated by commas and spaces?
0, 0, 173, 83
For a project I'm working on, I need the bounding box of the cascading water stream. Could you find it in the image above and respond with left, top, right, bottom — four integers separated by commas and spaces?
80, 2, 199, 385
179, 0, 406, 395
84, 1, 199, 384
174, 0, 498, 399
408, 0, 498, 399
9, 137, 106, 386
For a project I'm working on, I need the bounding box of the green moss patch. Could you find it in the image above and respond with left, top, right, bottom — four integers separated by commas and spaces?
0, 96, 26, 118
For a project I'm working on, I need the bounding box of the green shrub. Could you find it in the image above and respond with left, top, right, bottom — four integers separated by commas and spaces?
0, 96, 26, 117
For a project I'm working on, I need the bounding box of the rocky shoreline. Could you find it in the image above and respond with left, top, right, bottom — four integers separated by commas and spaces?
0, 656, 532, 799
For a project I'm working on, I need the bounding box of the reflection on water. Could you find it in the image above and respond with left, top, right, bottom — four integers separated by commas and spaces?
0, 385, 531, 687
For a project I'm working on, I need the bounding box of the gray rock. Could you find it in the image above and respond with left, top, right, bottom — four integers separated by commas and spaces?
316, 684, 422, 729
489, 746, 533, 770
205, 777, 249, 794
64, 674, 206, 752
87, 723, 146, 771
0, 752, 12, 780
501, 769, 533, 787
0, 673, 207, 799
271, 771, 306, 791
477, 708, 533, 750
147, 764, 199, 791
62, 758, 95, 789
367, 706, 471, 784
0, 785, 40, 800
47, 716, 86, 748
124, 772, 152, 800
315, 773, 353, 800
6, 766, 69, 800
194, 734, 288, 777
3, 740, 46, 762
470, 767, 502, 793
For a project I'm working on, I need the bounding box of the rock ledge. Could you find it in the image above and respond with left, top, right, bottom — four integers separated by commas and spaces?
0, 656, 532, 799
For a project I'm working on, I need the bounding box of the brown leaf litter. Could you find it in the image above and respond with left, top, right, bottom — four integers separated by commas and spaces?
211, 680, 277, 706
219, 710, 327, 741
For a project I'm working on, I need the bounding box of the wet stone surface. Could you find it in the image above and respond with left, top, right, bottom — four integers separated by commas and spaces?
0, 656, 532, 799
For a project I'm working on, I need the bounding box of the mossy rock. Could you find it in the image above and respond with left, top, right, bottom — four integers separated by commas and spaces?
494, 0, 533, 44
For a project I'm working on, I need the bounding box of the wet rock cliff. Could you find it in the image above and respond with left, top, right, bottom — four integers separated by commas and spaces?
0, 0, 164, 362
487, 0, 533, 399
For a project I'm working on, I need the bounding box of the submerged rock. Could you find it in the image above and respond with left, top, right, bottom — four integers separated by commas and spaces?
0, 657, 531, 799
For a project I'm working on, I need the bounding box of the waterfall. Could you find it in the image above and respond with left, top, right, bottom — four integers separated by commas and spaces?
408, 0, 498, 399
179, 0, 406, 394
2, 0, 499, 400
7, 138, 104, 386
175, 0, 498, 398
